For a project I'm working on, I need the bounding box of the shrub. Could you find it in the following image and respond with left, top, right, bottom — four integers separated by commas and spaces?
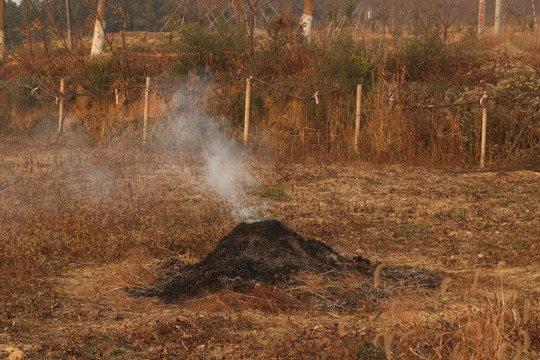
311, 33, 372, 80
170, 23, 249, 75
248, 12, 311, 76
399, 33, 446, 80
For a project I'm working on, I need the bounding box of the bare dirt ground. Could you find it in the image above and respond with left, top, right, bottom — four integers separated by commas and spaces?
0, 144, 538, 359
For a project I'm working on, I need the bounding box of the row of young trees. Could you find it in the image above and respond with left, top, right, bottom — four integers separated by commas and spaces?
0, 0, 173, 56
0, 0, 314, 57
0, 0, 538, 61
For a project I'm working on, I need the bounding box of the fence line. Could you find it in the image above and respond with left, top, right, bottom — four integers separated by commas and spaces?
0, 74, 538, 166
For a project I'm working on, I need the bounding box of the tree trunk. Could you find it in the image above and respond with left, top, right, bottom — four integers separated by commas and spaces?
231, 0, 244, 29
0, 0, 5, 61
66, 0, 73, 50
90, 0, 107, 55
494, 0, 503, 35
301, 0, 314, 40
477, 0, 485, 35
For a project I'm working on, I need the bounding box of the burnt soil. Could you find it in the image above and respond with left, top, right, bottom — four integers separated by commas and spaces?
133, 219, 442, 302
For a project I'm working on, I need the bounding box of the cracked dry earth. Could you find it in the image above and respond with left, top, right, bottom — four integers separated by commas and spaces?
0, 147, 538, 359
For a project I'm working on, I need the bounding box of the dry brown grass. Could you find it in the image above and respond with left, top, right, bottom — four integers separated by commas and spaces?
479, 28, 540, 53
374, 265, 538, 359
0, 143, 538, 359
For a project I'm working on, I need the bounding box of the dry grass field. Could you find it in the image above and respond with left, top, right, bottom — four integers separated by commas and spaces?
0, 143, 538, 359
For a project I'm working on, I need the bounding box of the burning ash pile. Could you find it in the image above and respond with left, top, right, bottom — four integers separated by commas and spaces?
132, 219, 344, 302
131, 219, 442, 303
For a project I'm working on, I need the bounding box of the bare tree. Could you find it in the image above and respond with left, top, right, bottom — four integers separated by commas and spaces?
301, 0, 314, 40
434, 0, 466, 42
409, 0, 467, 43
245, 0, 268, 45
245, 0, 258, 44
221, 0, 271, 47
90, 0, 107, 55
230, 0, 245, 28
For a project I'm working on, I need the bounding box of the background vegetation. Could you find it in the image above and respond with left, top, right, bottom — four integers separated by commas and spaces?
0, 0, 538, 168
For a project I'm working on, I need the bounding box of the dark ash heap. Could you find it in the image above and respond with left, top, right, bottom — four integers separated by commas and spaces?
131, 219, 442, 303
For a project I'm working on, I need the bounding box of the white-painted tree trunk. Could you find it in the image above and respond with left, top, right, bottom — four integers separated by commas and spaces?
494, 0, 503, 35
90, 0, 107, 56
300, 14, 313, 40
477, 0, 485, 35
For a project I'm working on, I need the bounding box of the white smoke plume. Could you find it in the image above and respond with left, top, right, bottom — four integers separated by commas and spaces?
205, 137, 259, 220
169, 77, 266, 222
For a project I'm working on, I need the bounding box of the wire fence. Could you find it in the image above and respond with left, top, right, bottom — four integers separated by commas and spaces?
0, 74, 538, 166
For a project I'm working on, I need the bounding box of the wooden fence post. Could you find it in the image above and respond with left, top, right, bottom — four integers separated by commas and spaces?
480, 91, 488, 168
243, 77, 252, 145
143, 76, 150, 147
354, 84, 362, 153
57, 78, 65, 138
326, 96, 332, 154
